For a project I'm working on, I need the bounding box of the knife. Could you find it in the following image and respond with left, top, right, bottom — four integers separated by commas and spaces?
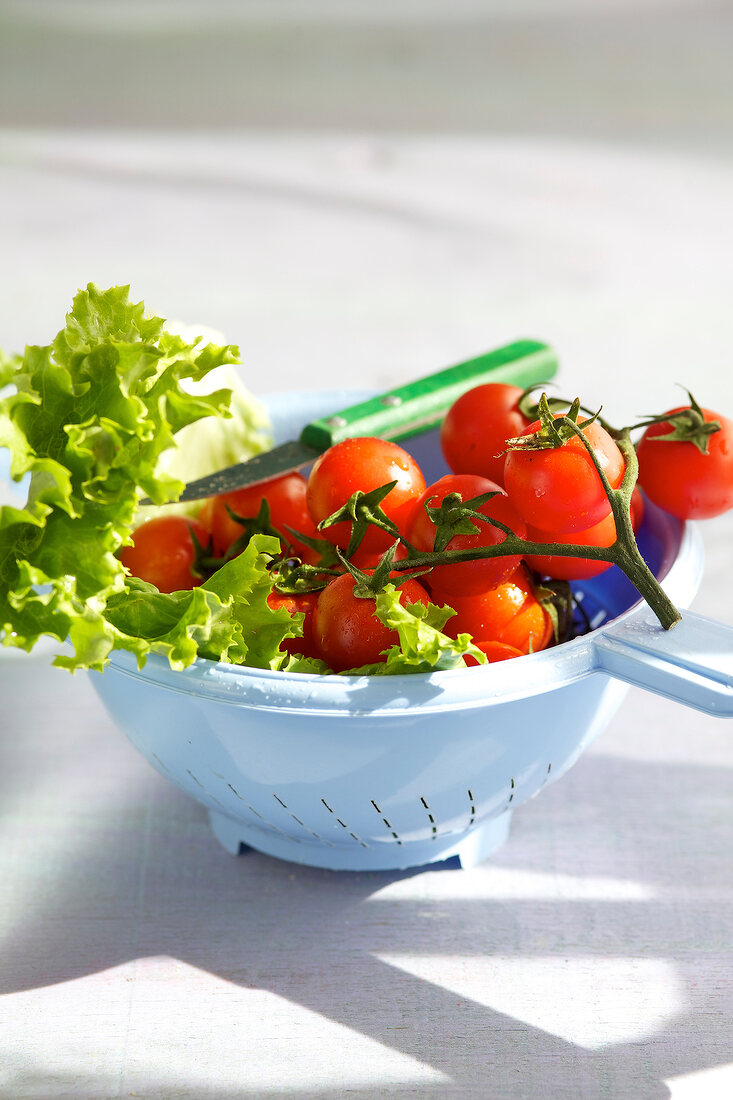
170, 339, 557, 503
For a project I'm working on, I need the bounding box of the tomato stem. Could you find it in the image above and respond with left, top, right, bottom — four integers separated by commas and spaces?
564, 424, 681, 630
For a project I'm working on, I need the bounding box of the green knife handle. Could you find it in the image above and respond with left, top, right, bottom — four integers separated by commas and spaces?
300, 339, 558, 451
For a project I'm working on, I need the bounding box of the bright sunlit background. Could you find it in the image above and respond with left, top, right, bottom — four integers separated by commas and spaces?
1, 0, 733, 423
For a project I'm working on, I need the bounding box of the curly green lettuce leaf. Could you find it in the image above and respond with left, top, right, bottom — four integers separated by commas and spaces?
73, 580, 241, 672
277, 652, 333, 675
344, 585, 487, 675
0, 347, 22, 388
200, 533, 299, 669
134, 321, 272, 522
0, 282, 255, 668
1, 284, 489, 680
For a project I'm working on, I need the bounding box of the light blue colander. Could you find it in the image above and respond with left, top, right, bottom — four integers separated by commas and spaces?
90, 391, 733, 872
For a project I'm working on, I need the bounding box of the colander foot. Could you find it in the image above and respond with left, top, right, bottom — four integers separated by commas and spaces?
208, 810, 251, 856
455, 810, 513, 869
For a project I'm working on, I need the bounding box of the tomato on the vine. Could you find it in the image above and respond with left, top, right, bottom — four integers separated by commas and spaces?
504, 416, 624, 534
210, 471, 320, 562
406, 473, 526, 597
306, 437, 426, 560
312, 571, 430, 673
119, 515, 209, 592
521, 485, 644, 580
437, 564, 554, 661
636, 406, 733, 520
440, 382, 530, 486
524, 511, 616, 581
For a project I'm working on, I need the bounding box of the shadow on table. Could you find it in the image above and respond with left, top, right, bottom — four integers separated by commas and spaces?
1, 665, 732, 1099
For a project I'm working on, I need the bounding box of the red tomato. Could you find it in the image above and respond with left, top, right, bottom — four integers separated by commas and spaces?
267, 589, 320, 659
119, 516, 208, 592
312, 572, 430, 673
210, 472, 320, 561
437, 564, 554, 657
406, 473, 526, 597
475, 641, 525, 663
636, 406, 733, 519
195, 497, 216, 532
440, 383, 530, 486
461, 640, 525, 666
306, 438, 426, 560
504, 417, 624, 534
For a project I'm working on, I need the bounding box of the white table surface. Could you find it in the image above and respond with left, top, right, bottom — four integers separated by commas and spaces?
2, 107, 733, 1100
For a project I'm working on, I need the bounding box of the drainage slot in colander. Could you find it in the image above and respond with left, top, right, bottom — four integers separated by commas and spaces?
224, 783, 300, 842
508, 777, 516, 805
419, 796, 438, 841
272, 793, 335, 846
248, 802, 297, 840
185, 769, 228, 811
320, 798, 369, 848
468, 789, 476, 826
370, 799, 402, 845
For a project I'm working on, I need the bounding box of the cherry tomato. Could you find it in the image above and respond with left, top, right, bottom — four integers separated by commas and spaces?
473, 641, 525, 663
440, 382, 530, 486
636, 406, 733, 519
267, 589, 320, 659
119, 516, 209, 592
210, 472, 320, 561
406, 473, 526, 597
460, 640, 525, 666
312, 572, 430, 673
306, 438, 426, 560
504, 417, 624, 533
437, 564, 554, 658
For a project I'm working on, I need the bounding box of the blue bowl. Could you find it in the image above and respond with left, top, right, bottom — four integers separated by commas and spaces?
90, 391, 724, 872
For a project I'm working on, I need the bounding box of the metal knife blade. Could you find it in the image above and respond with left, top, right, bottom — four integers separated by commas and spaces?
175, 439, 321, 502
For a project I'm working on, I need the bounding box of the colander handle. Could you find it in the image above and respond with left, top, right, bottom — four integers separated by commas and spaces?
594, 609, 733, 717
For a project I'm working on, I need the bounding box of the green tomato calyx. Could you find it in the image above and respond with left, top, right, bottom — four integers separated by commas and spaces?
317, 480, 401, 559
423, 489, 504, 553
505, 393, 603, 451
638, 390, 721, 455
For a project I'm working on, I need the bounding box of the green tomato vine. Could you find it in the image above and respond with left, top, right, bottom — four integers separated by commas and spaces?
275, 398, 723, 633
225, 391, 725, 635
